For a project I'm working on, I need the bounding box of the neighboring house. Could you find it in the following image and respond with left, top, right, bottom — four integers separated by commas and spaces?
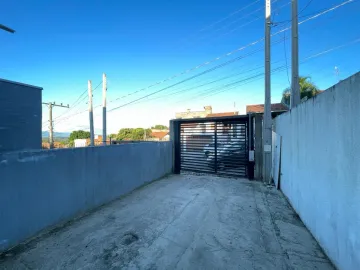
246, 103, 289, 115
73, 136, 108, 147
74, 139, 87, 148
86, 135, 110, 146
175, 106, 213, 119
42, 142, 67, 149
94, 135, 104, 145
176, 105, 239, 119
150, 130, 170, 141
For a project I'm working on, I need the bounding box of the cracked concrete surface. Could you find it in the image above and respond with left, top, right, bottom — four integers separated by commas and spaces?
0, 174, 334, 269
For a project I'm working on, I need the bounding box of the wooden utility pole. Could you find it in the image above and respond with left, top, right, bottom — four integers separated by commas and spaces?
102, 73, 107, 145
263, 0, 272, 184
42, 102, 69, 149
88, 80, 95, 146
291, 0, 300, 108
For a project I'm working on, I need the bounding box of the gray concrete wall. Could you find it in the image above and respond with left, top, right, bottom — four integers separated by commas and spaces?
0, 79, 42, 153
0, 142, 172, 252
275, 72, 360, 270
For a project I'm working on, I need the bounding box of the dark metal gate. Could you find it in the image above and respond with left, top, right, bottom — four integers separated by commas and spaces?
172, 115, 253, 178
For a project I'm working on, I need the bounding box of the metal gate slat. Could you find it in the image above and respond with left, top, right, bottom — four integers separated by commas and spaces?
179, 117, 249, 178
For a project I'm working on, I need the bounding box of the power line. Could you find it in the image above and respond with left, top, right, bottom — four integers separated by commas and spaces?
107, 38, 265, 105
56, 37, 360, 128
42, 102, 69, 149
54, 0, 355, 123
218, 1, 290, 38
189, 0, 261, 35
104, 0, 352, 112
129, 36, 360, 109
283, 31, 291, 87
299, 0, 315, 16
52, 81, 102, 123
304, 37, 360, 60
179, 1, 289, 54
274, 0, 355, 25
271, 0, 355, 36
127, 50, 287, 107
131, 64, 265, 106
182, 37, 360, 102
126, 37, 290, 107
107, 46, 269, 112
105, 2, 290, 108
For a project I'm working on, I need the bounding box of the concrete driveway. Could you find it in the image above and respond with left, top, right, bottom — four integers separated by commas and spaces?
0, 174, 334, 269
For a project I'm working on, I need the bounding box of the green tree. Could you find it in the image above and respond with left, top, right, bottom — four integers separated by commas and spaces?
68, 130, 91, 146
117, 128, 134, 140
281, 76, 320, 106
116, 128, 153, 141
151, 125, 168, 130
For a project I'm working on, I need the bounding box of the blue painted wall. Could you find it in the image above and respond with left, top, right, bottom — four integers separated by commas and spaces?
0, 142, 173, 252
0, 79, 42, 153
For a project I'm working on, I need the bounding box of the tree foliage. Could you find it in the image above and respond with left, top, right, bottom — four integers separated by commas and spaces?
281, 76, 320, 106
115, 128, 153, 141
68, 130, 91, 146
151, 125, 168, 130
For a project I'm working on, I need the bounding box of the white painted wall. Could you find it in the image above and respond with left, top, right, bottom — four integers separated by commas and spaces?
74, 139, 87, 147
275, 72, 360, 270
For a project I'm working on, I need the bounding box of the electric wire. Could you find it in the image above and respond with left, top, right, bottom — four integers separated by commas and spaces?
105, 0, 353, 112
53, 0, 356, 125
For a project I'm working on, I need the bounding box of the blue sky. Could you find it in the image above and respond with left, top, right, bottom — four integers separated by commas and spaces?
1, 0, 359, 134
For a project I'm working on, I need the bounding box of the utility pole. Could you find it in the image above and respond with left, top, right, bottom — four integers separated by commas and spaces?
102, 73, 107, 145
42, 102, 69, 149
49, 104, 53, 148
88, 80, 95, 146
263, 0, 272, 184
291, 0, 300, 108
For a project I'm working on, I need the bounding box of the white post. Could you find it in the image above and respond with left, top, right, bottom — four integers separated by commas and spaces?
291, 0, 301, 108
263, 0, 272, 184
88, 80, 95, 146
102, 73, 107, 145
49, 103, 54, 149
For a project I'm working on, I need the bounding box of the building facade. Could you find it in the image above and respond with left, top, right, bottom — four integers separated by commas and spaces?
175, 106, 213, 119
0, 79, 42, 153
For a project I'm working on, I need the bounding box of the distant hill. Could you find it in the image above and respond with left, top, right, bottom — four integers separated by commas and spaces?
42, 131, 70, 138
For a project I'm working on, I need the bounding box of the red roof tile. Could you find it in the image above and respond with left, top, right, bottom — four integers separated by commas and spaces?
151, 131, 169, 139
246, 103, 289, 113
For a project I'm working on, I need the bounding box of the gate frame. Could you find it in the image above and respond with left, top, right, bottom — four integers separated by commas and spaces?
170, 114, 255, 179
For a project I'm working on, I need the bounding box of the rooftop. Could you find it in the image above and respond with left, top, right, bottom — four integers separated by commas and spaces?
246, 103, 289, 114
0, 78, 43, 90
151, 131, 169, 140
